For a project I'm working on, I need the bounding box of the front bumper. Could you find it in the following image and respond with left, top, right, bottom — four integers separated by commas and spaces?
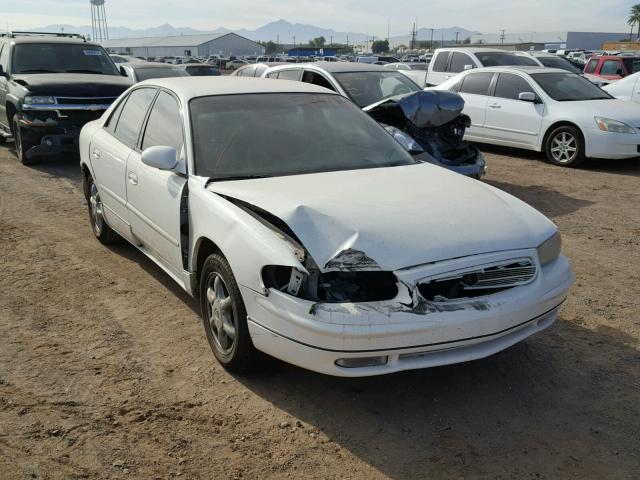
584, 128, 640, 160
242, 251, 574, 376
417, 149, 487, 179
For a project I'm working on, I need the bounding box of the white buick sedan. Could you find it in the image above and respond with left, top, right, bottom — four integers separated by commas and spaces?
433, 66, 640, 167
79, 77, 574, 377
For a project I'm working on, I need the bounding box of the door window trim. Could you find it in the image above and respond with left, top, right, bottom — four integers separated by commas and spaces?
103, 87, 158, 151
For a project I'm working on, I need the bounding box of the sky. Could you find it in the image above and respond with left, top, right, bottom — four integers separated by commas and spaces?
0, 0, 635, 36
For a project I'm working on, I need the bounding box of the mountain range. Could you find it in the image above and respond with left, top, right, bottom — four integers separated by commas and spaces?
31, 20, 477, 45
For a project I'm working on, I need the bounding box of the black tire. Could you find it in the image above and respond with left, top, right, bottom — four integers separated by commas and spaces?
199, 253, 258, 373
544, 125, 585, 167
13, 116, 36, 165
84, 174, 120, 244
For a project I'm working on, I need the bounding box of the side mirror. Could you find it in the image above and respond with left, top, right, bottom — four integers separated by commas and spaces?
519, 91, 537, 103
463, 64, 474, 71
119, 66, 127, 77
141, 146, 178, 170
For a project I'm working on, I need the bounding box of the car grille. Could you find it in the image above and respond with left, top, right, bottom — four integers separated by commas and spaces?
417, 259, 537, 301
55, 96, 118, 105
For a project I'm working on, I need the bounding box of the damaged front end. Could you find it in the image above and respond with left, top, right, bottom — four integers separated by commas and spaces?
365, 90, 486, 179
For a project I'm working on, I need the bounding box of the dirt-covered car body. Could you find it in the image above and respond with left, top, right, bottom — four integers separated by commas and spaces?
79, 77, 573, 377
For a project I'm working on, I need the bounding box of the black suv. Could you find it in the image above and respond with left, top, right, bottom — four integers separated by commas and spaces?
0, 32, 130, 164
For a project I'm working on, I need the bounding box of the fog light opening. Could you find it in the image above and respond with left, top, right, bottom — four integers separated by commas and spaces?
335, 356, 388, 368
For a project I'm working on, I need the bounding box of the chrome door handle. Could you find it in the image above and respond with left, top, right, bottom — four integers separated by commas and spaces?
92, 149, 100, 159
488, 103, 501, 109
127, 171, 138, 185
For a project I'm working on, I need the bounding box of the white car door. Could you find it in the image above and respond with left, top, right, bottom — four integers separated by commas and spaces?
125, 90, 187, 275
89, 88, 157, 241
427, 51, 451, 86
483, 73, 544, 148
455, 71, 495, 138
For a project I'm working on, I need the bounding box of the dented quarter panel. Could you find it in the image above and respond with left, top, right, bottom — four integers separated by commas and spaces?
207, 163, 557, 273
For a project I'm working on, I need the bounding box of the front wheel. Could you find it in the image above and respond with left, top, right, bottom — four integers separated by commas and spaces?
545, 125, 585, 167
13, 116, 36, 165
85, 174, 120, 244
200, 253, 258, 373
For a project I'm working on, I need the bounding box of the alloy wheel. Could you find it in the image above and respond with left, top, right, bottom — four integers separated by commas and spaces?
89, 183, 104, 236
205, 273, 236, 355
550, 132, 577, 164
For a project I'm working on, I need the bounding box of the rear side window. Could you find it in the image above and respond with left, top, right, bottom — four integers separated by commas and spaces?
266, 72, 278, 79
278, 69, 301, 81
142, 92, 183, 153
448, 52, 473, 73
431, 52, 449, 72
0, 43, 9, 71
622, 58, 640, 74
601, 60, 622, 76
494, 73, 535, 100
459, 72, 494, 95
584, 59, 597, 74
113, 88, 157, 148
105, 95, 127, 133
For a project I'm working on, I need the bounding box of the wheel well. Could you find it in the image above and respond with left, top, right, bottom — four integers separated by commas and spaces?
6, 103, 17, 135
194, 238, 223, 290
542, 121, 583, 150
81, 164, 92, 200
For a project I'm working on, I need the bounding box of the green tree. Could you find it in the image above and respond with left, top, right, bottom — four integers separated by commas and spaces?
371, 39, 389, 54
264, 41, 277, 54
628, 4, 640, 40
309, 36, 326, 48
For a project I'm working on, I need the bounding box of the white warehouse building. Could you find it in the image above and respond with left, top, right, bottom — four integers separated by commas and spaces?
103, 32, 265, 58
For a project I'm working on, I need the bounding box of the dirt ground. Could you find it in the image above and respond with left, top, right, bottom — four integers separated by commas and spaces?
0, 142, 638, 480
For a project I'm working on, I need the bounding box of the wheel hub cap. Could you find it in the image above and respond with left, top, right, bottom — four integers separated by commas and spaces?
551, 132, 577, 163
206, 274, 236, 354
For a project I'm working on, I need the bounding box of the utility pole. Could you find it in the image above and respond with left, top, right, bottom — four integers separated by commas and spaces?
330, 35, 333, 46
499, 29, 506, 44
293, 35, 296, 51
430, 28, 434, 52
455, 31, 459, 44
276, 34, 280, 53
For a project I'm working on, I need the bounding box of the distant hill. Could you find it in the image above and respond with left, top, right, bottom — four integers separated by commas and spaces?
30, 20, 476, 44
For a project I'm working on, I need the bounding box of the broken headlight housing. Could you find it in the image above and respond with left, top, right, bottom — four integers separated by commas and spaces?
536, 231, 562, 266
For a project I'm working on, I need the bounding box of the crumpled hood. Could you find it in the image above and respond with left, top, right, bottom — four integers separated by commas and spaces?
208, 163, 556, 272
11, 73, 130, 97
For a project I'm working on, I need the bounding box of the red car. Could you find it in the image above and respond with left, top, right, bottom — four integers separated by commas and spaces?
583, 55, 640, 82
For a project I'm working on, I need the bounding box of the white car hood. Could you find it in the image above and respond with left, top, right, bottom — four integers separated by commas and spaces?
208, 163, 556, 272
561, 98, 640, 126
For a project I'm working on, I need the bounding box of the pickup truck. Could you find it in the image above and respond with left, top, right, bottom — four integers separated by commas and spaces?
583, 55, 640, 84
0, 31, 130, 164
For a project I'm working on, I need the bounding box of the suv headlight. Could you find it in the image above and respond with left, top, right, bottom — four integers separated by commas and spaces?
24, 96, 56, 105
594, 117, 636, 134
537, 231, 562, 266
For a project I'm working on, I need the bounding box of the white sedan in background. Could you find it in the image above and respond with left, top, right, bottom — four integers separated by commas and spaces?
433, 66, 640, 166
79, 77, 573, 377
602, 71, 640, 102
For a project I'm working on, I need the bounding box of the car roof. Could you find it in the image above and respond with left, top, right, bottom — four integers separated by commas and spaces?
138, 76, 338, 98
124, 62, 180, 69
266, 62, 389, 73
436, 47, 515, 53
466, 66, 569, 75
3, 35, 97, 46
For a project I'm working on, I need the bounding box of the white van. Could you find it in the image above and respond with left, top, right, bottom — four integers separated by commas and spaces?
426, 48, 527, 86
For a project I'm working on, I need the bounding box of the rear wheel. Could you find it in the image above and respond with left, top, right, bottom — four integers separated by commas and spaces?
545, 125, 585, 167
200, 253, 258, 373
85, 174, 120, 244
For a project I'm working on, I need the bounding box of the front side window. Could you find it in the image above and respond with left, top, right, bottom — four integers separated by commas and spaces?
459, 72, 494, 95
584, 59, 597, 74
190, 93, 415, 179
11, 43, 119, 75
113, 88, 157, 148
332, 71, 421, 107
431, 52, 449, 72
531, 72, 611, 101
448, 52, 473, 73
142, 92, 183, 153
494, 73, 535, 100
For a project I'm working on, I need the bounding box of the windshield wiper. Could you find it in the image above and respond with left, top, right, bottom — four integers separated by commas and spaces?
206, 174, 271, 185
65, 69, 105, 74
17, 69, 59, 73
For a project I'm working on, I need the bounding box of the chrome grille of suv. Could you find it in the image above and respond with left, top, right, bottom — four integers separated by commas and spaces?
55, 96, 117, 105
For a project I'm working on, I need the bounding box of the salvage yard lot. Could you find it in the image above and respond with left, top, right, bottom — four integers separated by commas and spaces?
0, 144, 638, 479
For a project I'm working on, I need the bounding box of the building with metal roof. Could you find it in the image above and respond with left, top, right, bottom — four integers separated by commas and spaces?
103, 32, 264, 58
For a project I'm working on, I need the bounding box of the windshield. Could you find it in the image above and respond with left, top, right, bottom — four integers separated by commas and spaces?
538, 56, 582, 74
12, 43, 119, 75
185, 66, 219, 76
476, 52, 528, 67
190, 93, 416, 179
531, 72, 612, 101
332, 71, 422, 107
135, 67, 188, 81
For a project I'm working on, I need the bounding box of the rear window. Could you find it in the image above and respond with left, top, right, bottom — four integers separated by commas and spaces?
431, 52, 449, 72
538, 56, 581, 74
11, 43, 119, 75
601, 60, 623, 76
459, 72, 494, 95
135, 67, 188, 81
622, 58, 640, 74
476, 52, 527, 67
448, 52, 474, 73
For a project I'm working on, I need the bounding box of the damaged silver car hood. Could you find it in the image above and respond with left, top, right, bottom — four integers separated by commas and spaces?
208, 163, 556, 272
